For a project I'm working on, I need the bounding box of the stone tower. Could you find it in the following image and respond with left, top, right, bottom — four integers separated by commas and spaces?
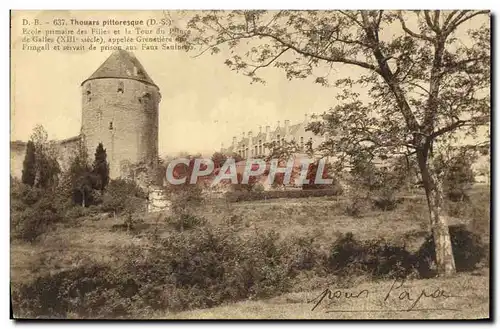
81, 50, 161, 178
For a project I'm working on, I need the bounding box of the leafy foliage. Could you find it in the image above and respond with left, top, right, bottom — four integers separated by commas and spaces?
26, 125, 61, 189
436, 147, 477, 201
92, 143, 110, 193
10, 180, 61, 242
101, 179, 146, 215
21, 141, 36, 187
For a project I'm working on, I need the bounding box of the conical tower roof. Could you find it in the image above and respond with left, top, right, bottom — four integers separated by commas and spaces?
81, 50, 158, 88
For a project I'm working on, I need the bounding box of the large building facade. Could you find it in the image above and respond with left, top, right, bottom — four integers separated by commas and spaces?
11, 50, 161, 180
220, 115, 326, 158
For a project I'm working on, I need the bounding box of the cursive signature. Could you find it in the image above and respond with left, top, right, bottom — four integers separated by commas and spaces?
309, 279, 461, 313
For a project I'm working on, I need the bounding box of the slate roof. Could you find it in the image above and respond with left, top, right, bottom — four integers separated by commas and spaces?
81, 50, 158, 88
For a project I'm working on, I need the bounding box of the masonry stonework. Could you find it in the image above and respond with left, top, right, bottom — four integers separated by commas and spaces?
81, 78, 160, 178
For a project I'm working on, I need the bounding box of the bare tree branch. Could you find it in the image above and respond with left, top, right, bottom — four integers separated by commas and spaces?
398, 11, 433, 42
248, 47, 290, 75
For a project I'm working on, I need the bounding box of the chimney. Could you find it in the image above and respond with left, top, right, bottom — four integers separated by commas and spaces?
220, 142, 224, 152
259, 126, 262, 134
304, 113, 309, 123
241, 131, 245, 140
284, 120, 290, 135
232, 136, 237, 147
276, 120, 280, 129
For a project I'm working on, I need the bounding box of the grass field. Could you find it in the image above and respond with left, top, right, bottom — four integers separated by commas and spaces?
10, 187, 490, 319
157, 272, 489, 319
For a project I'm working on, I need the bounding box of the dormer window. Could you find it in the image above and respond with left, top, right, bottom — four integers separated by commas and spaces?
117, 81, 124, 93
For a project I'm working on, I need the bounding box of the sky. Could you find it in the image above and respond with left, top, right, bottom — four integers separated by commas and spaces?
10, 10, 489, 157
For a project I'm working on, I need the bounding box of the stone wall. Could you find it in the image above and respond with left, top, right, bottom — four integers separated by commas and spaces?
81, 78, 160, 178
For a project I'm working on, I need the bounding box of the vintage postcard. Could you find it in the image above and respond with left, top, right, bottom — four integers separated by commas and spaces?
10, 10, 490, 320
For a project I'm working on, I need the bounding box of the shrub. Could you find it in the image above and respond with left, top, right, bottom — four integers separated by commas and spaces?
325, 233, 417, 279
372, 189, 401, 211
165, 214, 207, 232
11, 265, 132, 319
12, 226, 310, 317
11, 184, 62, 242
435, 148, 476, 202
101, 179, 146, 215
416, 224, 487, 277
344, 194, 371, 218
226, 187, 343, 202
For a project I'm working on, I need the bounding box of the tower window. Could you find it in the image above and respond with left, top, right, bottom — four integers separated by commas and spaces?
117, 81, 124, 93
85, 83, 91, 102
139, 92, 152, 104
109, 121, 113, 130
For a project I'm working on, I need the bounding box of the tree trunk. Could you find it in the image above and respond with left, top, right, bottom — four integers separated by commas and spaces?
417, 150, 456, 276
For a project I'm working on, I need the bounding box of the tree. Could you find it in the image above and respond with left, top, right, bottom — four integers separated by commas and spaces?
66, 140, 98, 207
29, 125, 60, 189
185, 10, 490, 276
435, 146, 477, 201
21, 140, 36, 187
211, 151, 228, 169
92, 143, 110, 193
304, 160, 336, 190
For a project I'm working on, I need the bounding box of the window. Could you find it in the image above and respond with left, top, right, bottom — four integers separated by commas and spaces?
85, 83, 91, 101
245, 147, 248, 158
277, 134, 280, 145
117, 81, 124, 93
259, 145, 262, 155
139, 92, 151, 104
109, 121, 114, 130
254, 146, 257, 156
300, 137, 304, 149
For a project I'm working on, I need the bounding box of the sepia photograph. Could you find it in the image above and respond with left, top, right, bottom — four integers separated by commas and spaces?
9, 9, 491, 320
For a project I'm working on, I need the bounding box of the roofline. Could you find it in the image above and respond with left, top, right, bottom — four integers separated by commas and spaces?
81, 76, 159, 89
10, 140, 27, 147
